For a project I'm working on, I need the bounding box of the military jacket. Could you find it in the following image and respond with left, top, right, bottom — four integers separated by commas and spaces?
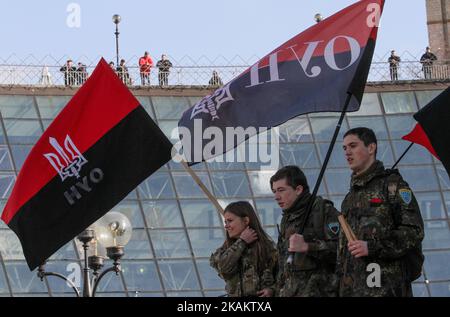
210, 238, 277, 297
277, 192, 340, 297
337, 160, 424, 297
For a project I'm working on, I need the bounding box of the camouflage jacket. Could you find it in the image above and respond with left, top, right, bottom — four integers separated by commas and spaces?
277, 192, 340, 297
210, 238, 277, 297
337, 160, 424, 297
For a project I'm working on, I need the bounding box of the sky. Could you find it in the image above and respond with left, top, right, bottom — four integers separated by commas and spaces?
0, 0, 429, 65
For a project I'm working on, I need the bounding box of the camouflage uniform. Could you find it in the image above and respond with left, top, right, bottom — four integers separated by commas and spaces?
337, 160, 424, 297
277, 192, 340, 297
210, 239, 277, 297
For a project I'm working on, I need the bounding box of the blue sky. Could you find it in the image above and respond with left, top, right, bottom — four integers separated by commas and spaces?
1, 0, 429, 64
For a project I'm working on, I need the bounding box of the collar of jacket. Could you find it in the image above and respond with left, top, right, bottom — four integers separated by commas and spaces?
350, 160, 385, 188
282, 191, 312, 216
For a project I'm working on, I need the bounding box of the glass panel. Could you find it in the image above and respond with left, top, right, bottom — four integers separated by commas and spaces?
254, 198, 282, 226
428, 281, 450, 296
381, 91, 417, 114
179, 199, 223, 227
0, 200, 6, 228
137, 172, 175, 199
303, 169, 326, 195
121, 260, 162, 292
166, 291, 203, 297
0, 229, 25, 260
158, 260, 200, 290
0, 265, 8, 294
187, 228, 225, 257
324, 169, 351, 195
10, 145, 32, 170
247, 171, 275, 197
206, 148, 245, 170
0, 174, 15, 199
279, 143, 320, 168
385, 115, 416, 139
122, 229, 153, 259
347, 93, 382, 116
347, 116, 389, 139
411, 283, 429, 297
376, 141, 395, 166
423, 251, 450, 281
90, 265, 124, 292
416, 192, 447, 220
3, 119, 42, 144
172, 172, 212, 198
151, 96, 189, 120
210, 172, 251, 198
157, 120, 179, 143
196, 259, 226, 290
169, 160, 206, 171
43, 261, 81, 293
423, 221, 450, 250
0, 146, 13, 171
94, 292, 127, 297
143, 201, 183, 228
112, 201, 145, 228
399, 166, 439, 191
435, 164, 450, 190
35, 95, 71, 119
148, 229, 191, 258
309, 117, 349, 142
187, 96, 202, 106
0, 95, 37, 119
443, 191, 450, 217
416, 90, 443, 109
392, 141, 432, 164
49, 241, 78, 261
317, 142, 347, 168
279, 118, 313, 143
134, 96, 155, 119
4, 262, 48, 293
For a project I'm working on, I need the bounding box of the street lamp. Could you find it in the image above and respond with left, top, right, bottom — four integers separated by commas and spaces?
112, 14, 121, 67
314, 13, 323, 23
37, 212, 132, 297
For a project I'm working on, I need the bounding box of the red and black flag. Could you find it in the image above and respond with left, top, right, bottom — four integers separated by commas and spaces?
402, 87, 450, 174
1, 58, 173, 270
178, 0, 384, 163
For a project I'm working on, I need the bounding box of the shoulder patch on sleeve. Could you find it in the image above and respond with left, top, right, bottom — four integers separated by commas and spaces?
327, 222, 340, 235
399, 188, 412, 205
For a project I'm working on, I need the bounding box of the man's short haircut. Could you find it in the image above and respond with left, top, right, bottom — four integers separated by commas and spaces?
344, 127, 378, 155
270, 165, 309, 192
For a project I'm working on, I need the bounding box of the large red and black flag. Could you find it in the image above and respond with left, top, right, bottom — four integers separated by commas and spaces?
1, 58, 173, 270
402, 87, 450, 174
178, 0, 384, 163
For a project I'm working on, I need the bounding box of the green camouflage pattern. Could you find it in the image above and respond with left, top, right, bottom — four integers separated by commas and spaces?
210, 238, 277, 297
277, 192, 339, 297
337, 160, 424, 297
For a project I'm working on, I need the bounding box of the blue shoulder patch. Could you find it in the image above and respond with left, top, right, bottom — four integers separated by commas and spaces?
399, 189, 412, 205
328, 222, 340, 235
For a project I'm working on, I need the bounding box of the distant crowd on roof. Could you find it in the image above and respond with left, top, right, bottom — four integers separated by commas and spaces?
60, 51, 224, 88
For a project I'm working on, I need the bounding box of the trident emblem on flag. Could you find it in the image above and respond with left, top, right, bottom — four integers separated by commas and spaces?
44, 135, 88, 181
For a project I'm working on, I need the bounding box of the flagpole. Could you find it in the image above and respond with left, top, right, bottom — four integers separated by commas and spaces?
287, 92, 354, 264
181, 160, 225, 215
391, 142, 414, 169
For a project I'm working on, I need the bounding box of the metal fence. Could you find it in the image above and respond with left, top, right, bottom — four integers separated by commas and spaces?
0, 54, 448, 87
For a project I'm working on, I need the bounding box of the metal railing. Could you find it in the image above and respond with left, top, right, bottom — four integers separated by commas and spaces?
0, 55, 448, 87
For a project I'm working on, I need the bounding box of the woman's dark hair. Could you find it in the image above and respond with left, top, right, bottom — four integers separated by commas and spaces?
223, 201, 274, 273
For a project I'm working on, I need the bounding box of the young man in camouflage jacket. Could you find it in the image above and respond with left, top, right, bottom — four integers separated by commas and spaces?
271, 166, 340, 296
338, 127, 424, 296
